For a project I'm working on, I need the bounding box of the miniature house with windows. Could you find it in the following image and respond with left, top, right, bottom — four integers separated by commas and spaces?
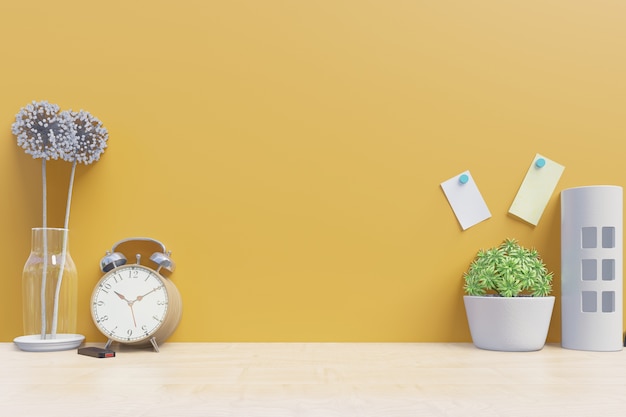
561, 185, 623, 351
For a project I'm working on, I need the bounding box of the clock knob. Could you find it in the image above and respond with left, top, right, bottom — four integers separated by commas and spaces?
100, 251, 127, 272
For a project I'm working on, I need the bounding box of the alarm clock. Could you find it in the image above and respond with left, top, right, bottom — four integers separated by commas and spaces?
91, 237, 182, 352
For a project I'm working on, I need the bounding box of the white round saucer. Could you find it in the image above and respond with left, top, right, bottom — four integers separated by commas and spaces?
13, 334, 85, 352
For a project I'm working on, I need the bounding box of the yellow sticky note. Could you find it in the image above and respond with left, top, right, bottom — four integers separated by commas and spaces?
509, 154, 565, 226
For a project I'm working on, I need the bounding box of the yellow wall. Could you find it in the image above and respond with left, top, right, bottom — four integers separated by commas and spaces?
1, 0, 625, 342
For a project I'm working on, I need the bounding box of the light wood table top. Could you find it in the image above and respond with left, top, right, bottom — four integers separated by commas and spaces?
1, 342, 625, 416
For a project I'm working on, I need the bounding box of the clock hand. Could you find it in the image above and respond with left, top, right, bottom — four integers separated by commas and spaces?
129, 304, 137, 327
135, 287, 160, 302
115, 291, 138, 327
114, 291, 132, 304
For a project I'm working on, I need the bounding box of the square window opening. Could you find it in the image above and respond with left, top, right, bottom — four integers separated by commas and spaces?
581, 259, 597, 281
602, 291, 615, 313
602, 259, 615, 281
602, 227, 616, 248
582, 227, 597, 249
582, 291, 597, 313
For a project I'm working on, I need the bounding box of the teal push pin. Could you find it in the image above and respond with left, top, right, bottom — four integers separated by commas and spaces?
535, 158, 546, 168
459, 174, 469, 184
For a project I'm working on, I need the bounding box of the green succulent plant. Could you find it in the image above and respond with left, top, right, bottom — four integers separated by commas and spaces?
463, 238, 554, 297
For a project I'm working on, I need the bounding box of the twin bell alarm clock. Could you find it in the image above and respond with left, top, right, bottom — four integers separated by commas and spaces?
90, 237, 182, 352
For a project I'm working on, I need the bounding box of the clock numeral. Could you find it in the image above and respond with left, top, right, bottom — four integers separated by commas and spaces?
101, 282, 112, 294
131, 269, 139, 279
95, 301, 105, 307
98, 315, 109, 322
152, 315, 162, 322
157, 300, 167, 306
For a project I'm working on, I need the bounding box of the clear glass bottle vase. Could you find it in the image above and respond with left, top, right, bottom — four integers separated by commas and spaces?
19, 227, 82, 349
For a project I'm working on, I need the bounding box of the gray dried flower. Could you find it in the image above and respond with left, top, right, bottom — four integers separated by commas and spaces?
11, 101, 74, 160
61, 109, 108, 164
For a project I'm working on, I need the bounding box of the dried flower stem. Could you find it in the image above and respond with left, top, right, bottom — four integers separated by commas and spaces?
51, 110, 107, 337
40, 159, 49, 339
50, 160, 76, 337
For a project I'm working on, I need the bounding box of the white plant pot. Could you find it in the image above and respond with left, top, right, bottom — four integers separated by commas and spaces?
464, 295, 555, 352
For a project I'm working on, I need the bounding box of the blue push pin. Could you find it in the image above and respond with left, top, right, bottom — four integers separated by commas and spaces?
459, 174, 469, 184
535, 158, 546, 168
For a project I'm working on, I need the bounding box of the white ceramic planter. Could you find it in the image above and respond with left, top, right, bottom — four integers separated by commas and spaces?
464, 295, 555, 352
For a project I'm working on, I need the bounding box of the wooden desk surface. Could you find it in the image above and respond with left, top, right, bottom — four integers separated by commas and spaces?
1, 342, 625, 416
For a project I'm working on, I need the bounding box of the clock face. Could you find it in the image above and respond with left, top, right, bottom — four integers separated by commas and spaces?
91, 265, 169, 343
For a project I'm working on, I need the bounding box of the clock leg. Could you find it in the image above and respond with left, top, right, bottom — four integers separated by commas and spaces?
149, 337, 160, 353
104, 339, 113, 350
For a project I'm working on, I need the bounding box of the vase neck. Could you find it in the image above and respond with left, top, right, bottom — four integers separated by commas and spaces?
31, 228, 70, 254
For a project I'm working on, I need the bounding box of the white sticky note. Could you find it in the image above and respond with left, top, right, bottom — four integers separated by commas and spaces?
509, 153, 565, 226
440, 170, 491, 230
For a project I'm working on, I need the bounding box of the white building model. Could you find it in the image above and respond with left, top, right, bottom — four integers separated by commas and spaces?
561, 186, 623, 351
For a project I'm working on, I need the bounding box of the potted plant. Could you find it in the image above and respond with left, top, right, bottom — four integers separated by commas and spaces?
463, 238, 555, 351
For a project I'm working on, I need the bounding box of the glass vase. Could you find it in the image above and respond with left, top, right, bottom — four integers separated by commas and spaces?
13, 227, 85, 351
